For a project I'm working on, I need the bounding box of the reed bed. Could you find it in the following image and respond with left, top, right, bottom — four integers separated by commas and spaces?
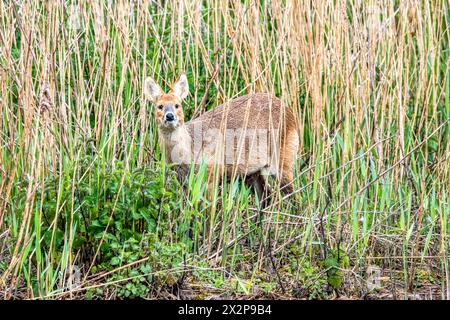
0, 0, 449, 299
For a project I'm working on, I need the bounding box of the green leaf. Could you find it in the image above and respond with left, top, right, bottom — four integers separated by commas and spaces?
110, 257, 121, 266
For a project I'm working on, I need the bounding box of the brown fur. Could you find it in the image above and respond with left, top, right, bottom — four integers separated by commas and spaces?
146, 76, 298, 207
185, 93, 298, 194
154, 94, 185, 127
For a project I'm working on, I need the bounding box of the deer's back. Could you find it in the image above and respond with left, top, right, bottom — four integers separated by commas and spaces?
187, 93, 292, 131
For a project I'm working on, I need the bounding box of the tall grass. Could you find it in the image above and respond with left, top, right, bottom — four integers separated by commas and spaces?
0, 0, 449, 299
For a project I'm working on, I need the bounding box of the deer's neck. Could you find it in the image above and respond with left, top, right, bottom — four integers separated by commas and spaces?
159, 125, 192, 164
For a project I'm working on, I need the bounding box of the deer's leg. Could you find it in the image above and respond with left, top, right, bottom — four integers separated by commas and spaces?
246, 172, 271, 209
279, 169, 294, 194
255, 174, 271, 209
279, 146, 295, 194
279, 128, 298, 195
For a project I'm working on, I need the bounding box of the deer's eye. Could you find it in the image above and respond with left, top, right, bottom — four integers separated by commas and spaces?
175, 104, 180, 109
157, 105, 163, 110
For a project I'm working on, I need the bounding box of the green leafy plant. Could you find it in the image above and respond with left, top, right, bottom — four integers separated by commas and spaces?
320, 249, 350, 290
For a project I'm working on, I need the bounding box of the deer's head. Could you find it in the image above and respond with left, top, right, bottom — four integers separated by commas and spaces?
144, 74, 189, 133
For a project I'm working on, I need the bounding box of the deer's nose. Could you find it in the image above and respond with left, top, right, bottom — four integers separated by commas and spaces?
165, 112, 175, 122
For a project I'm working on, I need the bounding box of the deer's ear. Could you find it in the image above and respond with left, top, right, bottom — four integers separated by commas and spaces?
172, 74, 189, 100
144, 77, 163, 102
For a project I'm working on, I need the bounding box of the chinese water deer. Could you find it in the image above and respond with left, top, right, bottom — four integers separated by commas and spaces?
144, 74, 299, 207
